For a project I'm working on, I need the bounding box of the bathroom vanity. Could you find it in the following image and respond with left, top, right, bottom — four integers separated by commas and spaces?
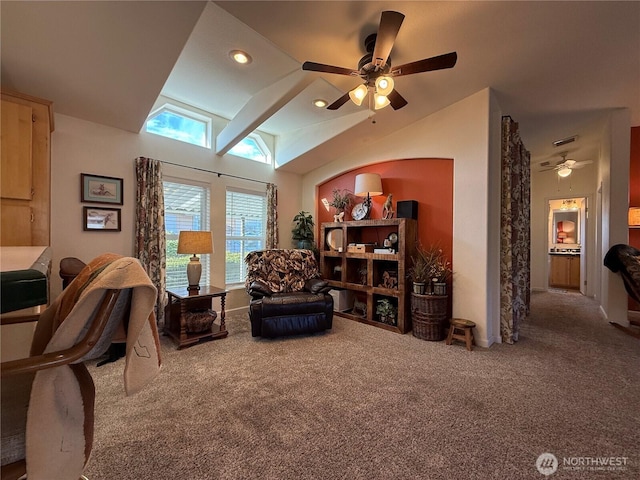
549, 252, 580, 289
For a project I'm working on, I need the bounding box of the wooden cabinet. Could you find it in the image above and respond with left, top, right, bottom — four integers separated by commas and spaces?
1, 89, 54, 246
319, 219, 417, 333
549, 254, 580, 289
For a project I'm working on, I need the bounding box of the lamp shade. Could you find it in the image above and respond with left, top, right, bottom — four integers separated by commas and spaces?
177, 231, 213, 255
375, 76, 394, 96
354, 173, 383, 197
349, 84, 368, 106
629, 207, 640, 227
373, 93, 390, 110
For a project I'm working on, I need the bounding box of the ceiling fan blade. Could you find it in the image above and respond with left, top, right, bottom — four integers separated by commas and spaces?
387, 89, 408, 110
302, 61, 359, 76
572, 160, 593, 169
372, 11, 405, 69
327, 92, 351, 110
391, 52, 458, 77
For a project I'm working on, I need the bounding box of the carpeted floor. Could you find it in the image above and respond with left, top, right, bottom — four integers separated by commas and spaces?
84, 291, 639, 479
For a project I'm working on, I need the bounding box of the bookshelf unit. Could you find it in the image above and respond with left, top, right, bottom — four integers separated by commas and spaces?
320, 218, 417, 333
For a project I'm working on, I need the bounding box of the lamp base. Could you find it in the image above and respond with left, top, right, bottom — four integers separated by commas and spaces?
186, 255, 202, 293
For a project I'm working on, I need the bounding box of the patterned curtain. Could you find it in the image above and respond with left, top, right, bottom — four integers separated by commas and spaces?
500, 116, 531, 343
135, 157, 166, 328
266, 183, 278, 248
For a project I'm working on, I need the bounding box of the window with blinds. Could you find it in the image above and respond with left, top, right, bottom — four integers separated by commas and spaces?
164, 179, 211, 289
226, 188, 266, 285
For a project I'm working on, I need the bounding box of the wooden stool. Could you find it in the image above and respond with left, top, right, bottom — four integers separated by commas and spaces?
446, 318, 476, 351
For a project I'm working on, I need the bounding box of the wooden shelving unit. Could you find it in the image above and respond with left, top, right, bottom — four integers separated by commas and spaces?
320, 218, 417, 333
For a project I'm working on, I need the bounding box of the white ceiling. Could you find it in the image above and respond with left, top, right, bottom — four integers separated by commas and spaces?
2, 1, 638, 175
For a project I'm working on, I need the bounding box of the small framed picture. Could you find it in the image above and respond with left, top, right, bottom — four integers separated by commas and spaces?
83, 207, 121, 231
81, 173, 123, 205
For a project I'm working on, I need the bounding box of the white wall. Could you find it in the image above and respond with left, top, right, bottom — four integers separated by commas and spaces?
302, 88, 499, 346
50, 113, 303, 309
598, 109, 631, 326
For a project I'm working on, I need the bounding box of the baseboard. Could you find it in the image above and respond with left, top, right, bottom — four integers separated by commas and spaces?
599, 305, 608, 320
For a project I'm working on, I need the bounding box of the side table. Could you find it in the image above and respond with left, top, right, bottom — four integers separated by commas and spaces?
165, 286, 228, 349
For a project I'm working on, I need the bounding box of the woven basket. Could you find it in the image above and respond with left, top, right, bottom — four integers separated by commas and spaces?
411, 293, 448, 341
412, 311, 446, 341
410, 293, 447, 315
184, 309, 217, 333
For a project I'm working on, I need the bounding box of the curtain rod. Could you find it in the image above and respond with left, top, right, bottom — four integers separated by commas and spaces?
160, 160, 271, 185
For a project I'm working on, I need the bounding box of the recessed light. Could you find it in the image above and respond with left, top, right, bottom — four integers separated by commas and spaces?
313, 99, 328, 108
229, 50, 252, 64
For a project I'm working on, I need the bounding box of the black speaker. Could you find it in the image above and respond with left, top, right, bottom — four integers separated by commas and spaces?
397, 200, 418, 220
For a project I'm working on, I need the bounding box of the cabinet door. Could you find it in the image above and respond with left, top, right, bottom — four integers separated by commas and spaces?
0, 203, 32, 245
569, 257, 580, 288
549, 256, 567, 287
1, 100, 32, 200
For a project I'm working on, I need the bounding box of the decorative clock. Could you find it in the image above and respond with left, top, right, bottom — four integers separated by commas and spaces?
351, 202, 369, 221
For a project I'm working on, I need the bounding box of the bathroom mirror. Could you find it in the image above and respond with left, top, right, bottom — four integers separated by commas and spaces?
552, 210, 580, 246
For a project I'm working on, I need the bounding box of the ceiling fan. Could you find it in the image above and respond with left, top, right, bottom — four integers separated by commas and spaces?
302, 11, 457, 111
540, 152, 593, 177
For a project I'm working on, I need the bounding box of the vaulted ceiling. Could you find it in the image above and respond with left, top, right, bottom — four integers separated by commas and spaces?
2, 1, 638, 175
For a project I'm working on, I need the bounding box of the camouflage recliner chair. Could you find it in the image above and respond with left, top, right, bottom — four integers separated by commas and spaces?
245, 249, 333, 338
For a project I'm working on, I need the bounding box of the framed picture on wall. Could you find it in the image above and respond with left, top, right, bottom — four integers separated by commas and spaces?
81, 173, 123, 205
83, 206, 121, 231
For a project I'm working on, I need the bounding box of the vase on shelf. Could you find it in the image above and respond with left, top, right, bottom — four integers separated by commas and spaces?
412, 282, 426, 295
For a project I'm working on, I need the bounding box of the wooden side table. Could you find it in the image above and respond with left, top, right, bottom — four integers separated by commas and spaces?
165, 286, 228, 349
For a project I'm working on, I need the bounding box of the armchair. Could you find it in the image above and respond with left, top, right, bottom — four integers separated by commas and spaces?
1, 253, 161, 480
245, 249, 333, 338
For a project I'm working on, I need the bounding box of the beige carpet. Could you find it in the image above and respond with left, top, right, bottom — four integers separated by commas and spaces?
84, 291, 639, 479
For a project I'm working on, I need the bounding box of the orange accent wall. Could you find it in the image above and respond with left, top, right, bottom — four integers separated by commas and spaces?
629, 126, 640, 311
316, 158, 453, 264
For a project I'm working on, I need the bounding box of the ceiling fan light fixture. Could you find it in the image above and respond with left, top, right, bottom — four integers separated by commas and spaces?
373, 93, 390, 110
349, 84, 368, 106
557, 167, 572, 178
229, 50, 252, 64
375, 76, 394, 96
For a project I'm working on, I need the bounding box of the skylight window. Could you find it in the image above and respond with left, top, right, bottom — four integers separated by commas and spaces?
146, 104, 211, 148
228, 134, 271, 164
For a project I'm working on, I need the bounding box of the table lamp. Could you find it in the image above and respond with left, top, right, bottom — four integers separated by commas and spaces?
354, 173, 383, 219
177, 231, 213, 291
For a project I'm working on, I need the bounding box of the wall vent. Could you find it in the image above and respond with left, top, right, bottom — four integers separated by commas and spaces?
552, 135, 578, 147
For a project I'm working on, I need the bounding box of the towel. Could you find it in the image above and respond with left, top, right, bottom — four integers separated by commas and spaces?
25, 254, 161, 479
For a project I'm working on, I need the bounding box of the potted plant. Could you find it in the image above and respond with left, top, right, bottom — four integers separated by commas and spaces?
292, 211, 315, 249
409, 243, 452, 295
376, 298, 397, 325
408, 253, 429, 294
329, 188, 353, 220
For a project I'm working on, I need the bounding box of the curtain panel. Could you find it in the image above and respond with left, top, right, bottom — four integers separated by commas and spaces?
500, 116, 531, 344
266, 183, 278, 249
135, 157, 167, 328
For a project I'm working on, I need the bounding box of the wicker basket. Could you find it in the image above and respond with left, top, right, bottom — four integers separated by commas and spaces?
412, 311, 446, 341
184, 309, 217, 333
411, 293, 448, 341
410, 293, 447, 315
